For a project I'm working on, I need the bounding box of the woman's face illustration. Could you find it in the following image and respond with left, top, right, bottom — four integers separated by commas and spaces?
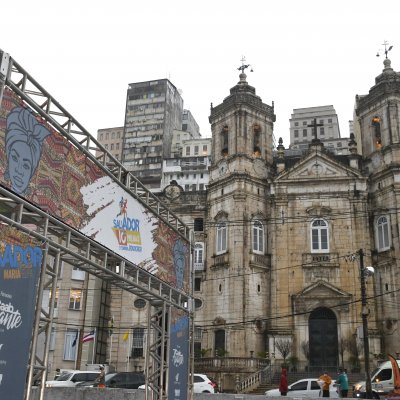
8, 141, 33, 194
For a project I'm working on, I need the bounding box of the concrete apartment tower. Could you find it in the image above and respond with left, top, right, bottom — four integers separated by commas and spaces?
122, 79, 184, 190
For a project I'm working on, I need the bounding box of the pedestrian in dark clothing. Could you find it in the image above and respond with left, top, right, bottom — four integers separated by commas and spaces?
279, 368, 288, 396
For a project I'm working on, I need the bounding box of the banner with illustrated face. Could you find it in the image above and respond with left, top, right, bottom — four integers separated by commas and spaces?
0, 87, 190, 294
168, 308, 189, 400
0, 225, 42, 400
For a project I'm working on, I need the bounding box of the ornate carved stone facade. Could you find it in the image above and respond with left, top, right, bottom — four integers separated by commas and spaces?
109, 59, 400, 391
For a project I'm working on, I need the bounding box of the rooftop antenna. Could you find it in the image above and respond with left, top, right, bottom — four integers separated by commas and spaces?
237, 56, 253, 73
376, 40, 393, 58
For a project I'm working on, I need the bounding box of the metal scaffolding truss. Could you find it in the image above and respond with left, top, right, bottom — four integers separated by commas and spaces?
0, 50, 193, 400
0, 49, 190, 241
0, 187, 191, 400
0, 187, 190, 307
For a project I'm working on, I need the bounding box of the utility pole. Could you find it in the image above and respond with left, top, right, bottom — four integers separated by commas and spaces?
359, 249, 373, 399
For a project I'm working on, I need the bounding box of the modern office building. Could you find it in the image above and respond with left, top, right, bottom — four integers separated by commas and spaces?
289, 105, 350, 154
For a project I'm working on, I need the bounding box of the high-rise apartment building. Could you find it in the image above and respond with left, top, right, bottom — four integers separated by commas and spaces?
121, 79, 185, 190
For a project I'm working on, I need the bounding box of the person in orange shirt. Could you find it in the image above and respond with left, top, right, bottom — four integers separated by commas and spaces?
319, 372, 332, 397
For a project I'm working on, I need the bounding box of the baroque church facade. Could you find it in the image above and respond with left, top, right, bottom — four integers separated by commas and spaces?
109, 58, 400, 391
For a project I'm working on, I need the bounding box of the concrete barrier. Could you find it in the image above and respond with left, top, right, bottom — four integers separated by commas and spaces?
30, 387, 358, 400
30, 387, 268, 400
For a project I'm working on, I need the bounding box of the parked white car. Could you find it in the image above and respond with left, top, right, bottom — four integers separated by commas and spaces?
45, 370, 100, 387
139, 373, 218, 393
265, 378, 339, 398
193, 373, 218, 393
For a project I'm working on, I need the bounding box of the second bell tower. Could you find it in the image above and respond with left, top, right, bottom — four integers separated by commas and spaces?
209, 63, 276, 180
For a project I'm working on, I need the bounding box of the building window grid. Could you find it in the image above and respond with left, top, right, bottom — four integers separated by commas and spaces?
311, 219, 329, 253
377, 216, 390, 251
69, 289, 82, 310
132, 328, 146, 358
63, 329, 78, 360
252, 220, 265, 254
194, 242, 204, 264
216, 222, 227, 254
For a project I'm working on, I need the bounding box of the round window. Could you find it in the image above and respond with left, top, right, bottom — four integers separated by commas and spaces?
134, 298, 146, 309
194, 298, 203, 309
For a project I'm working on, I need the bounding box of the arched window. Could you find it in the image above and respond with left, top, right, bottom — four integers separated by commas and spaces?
216, 221, 227, 254
311, 219, 329, 253
221, 125, 229, 156
252, 219, 265, 254
194, 242, 204, 265
372, 116, 382, 150
376, 216, 390, 251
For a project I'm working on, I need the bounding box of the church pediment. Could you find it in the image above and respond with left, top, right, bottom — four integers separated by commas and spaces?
297, 280, 350, 298
276, 151, 361, 182
293, 280, 353, 313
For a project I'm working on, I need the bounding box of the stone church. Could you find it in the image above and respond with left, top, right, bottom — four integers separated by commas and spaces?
110, 57, 400, 391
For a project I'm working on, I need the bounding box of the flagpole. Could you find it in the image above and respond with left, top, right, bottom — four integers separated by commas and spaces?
109, 334, 112, 366
73, 330, 79, 370
91, 329, 96, 364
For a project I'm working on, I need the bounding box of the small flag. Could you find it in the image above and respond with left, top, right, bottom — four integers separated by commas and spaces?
123, 331, 129, 342
82, 329, 96, 343
72, 330, 78, 347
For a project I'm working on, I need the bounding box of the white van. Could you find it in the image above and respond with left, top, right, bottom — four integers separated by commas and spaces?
45, 370, 99, 387
353, 360, 400, 398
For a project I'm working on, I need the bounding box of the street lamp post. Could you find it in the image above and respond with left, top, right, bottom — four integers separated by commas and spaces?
358, 249, 373, 399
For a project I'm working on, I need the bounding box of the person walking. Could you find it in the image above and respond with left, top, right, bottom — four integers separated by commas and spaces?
319, 372, 333, 397
337, 369, 349, 398
95, 365, 106, 388
279, 367, 288, 396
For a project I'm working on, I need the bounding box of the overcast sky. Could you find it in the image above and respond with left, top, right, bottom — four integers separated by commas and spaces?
2, 0, 399, 146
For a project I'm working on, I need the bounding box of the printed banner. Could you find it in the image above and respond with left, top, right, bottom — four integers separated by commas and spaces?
0, 225, 42, 400
0, 87, 190, 294
168, 308, 189, 400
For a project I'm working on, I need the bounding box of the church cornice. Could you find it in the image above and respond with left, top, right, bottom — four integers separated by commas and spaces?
210, 94, 275, 122
356, 81, 400, 115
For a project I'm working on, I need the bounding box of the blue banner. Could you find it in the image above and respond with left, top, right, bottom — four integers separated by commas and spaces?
0, 225, 42, 400
168, 309, 189, 400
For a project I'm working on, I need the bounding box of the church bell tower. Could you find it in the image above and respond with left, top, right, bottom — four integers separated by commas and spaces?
200, 60, 276, 362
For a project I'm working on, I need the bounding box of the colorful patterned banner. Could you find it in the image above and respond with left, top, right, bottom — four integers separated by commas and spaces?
0, 88, 190, 294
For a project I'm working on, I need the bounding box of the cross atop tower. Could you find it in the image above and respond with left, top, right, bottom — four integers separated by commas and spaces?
237, 56, 253, 74
376, 40, 393, 59
308, 118, 324, 142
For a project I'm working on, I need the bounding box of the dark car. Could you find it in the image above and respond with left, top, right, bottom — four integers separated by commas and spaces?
77, 372, 145, 389
106, 372, 145, 389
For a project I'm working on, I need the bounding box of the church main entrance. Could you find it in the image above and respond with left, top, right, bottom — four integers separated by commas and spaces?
309, 307, 338, 370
